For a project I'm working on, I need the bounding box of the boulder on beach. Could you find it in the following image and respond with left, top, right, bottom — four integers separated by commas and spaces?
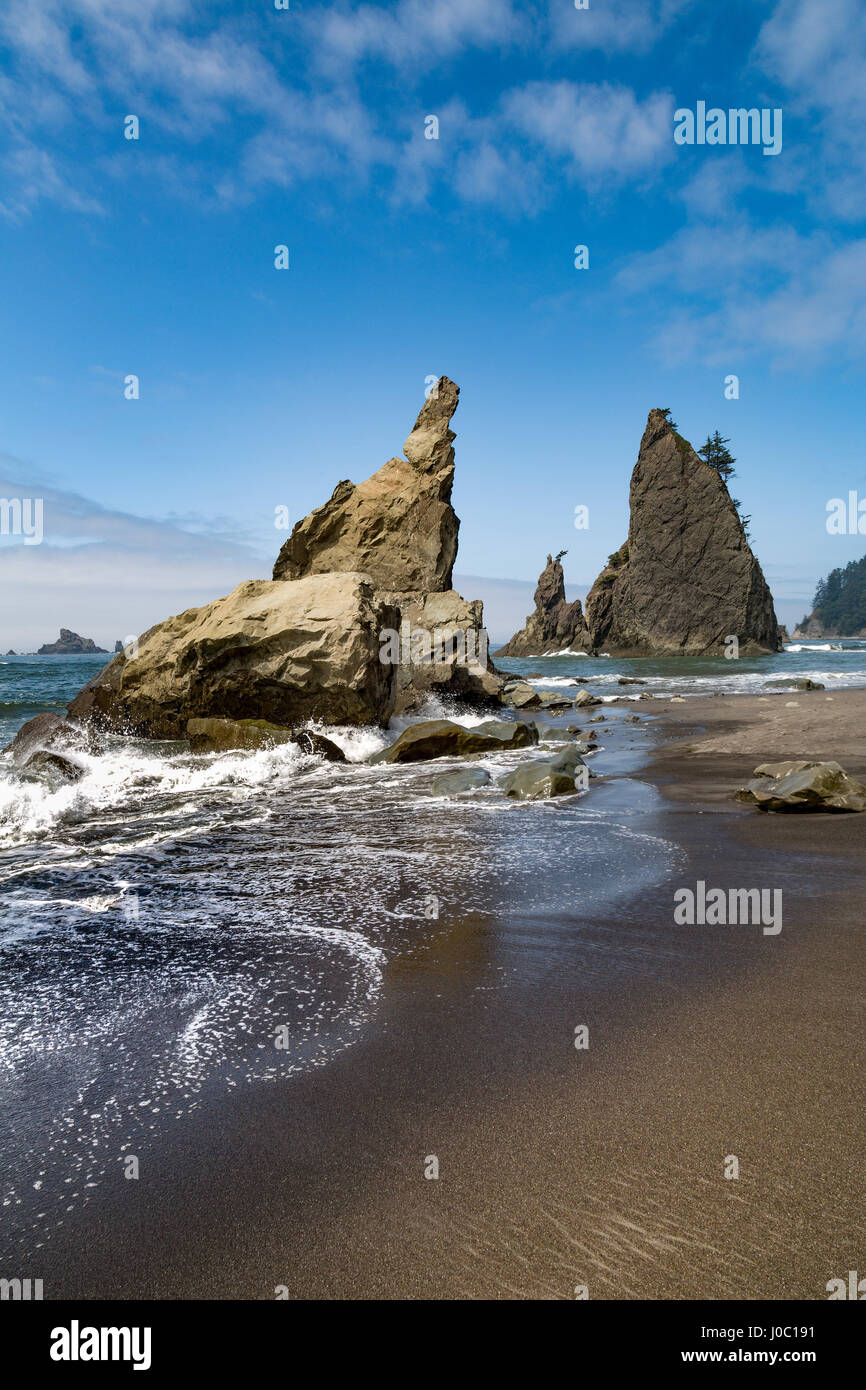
499, 762, 576, 800
430, 767, 491, 796
547, 746, 590, 775
371, 718, 531, 764
68, 573, 399, 737
535, 691, 574, 711
501, 680, 541, 709
474, 720, 539, 748
38, 628, 108, 655
574, 689, 601, 707
735, 761, 866, 812
765, 678, 825, 691
495, 554, 591, 658
534, 723, 582, 741
187, 717, 345, 761
584, 410, 781, 656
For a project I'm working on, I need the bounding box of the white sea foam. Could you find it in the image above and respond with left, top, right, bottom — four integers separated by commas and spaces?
0, 738, 318, 849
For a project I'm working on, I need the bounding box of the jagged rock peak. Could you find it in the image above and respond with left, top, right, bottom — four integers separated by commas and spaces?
495, 554, 591, 658
272, 376, 460, 593
584, 408, 781, 656
403, 376, 459, 471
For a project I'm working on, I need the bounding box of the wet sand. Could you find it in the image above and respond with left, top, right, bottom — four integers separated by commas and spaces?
21, 692, 866, 1300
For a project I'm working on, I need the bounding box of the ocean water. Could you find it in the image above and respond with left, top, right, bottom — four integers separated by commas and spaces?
494, 639, 866, 698
0, 641, 862, 1260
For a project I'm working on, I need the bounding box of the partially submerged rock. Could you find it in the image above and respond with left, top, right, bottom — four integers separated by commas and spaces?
535, 691, 574, 711
474, 720, 538, 748
735, 761, 866, 813
23, 749, 85, 782
68, 379, 506, 738
548, 746, 590, 775
499, 762, 577, 800
501, 681, 540, 709
431, 767, 491, 796
4, 712, 98, 764
187, 717, 345, 761
371, 719, 529, 764
765, 678, 825, 691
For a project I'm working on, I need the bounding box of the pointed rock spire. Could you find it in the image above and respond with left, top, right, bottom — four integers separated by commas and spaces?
584, 408, 781, 655
272, 377, 460, 593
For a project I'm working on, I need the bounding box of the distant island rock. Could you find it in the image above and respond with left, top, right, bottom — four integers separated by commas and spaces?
496, 554, 590, 657
114, 640, 124, 653
38, 629, 108, 655
584, 409, 781, 656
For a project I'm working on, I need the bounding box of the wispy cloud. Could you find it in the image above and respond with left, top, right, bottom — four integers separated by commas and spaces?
304, 0, 525, 73
0, 456, 269, 648
617, 220, 866, 365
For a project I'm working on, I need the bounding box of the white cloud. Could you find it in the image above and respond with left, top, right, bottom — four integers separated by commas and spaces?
617, 219, 866, 365
306, 0, 525, 72
503, 81, 675, 182
753, 0, 866, 219
549, 0, 695, 55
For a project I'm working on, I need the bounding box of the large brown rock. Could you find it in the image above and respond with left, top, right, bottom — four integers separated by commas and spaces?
384, 589, 501, 714
273, 378, 461, 592
496, 555, 591, 657
68, 573, 398, 737
584, 410, 781, 656
273, 377, 501, 712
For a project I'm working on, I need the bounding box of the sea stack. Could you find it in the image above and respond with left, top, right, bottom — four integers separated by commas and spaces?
584, 409, 781, 655
274, 377, 500, 712
495, 554, 591, 657
67, 378, 501, 735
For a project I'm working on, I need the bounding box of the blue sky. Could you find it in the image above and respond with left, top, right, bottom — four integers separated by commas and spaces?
1, 0, 866, 646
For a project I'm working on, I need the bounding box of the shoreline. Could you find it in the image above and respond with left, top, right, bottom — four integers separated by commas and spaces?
8, 689, 864, 1299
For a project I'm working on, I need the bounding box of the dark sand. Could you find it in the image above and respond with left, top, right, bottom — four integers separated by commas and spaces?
26, 692, 866, 1300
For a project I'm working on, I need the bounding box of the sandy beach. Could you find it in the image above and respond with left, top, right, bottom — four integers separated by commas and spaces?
13, 688, 863, 1301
